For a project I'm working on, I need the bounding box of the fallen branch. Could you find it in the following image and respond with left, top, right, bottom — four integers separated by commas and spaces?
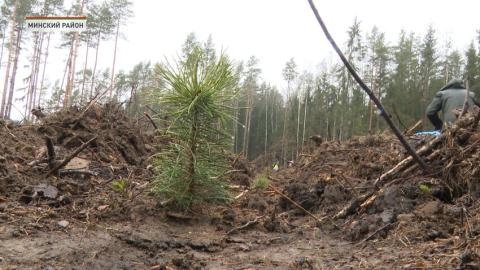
159, 198, 174, 207
227, 216, 263, 235
46, 136, 97, 177
166, 211, 193, 221
234, 189, 249, 200
129, 182, 151, 201
27, 157, 48, 167
58, 169, 97, 177
268, 183, 336, 227
144, 112, 158, 130
335, 114, 476, 221
374, 133, 446, 187
405, 120, 422, 136
400, 149, 444, 177
145, 105, 159, 115
45, 137, 56, 169
333, 191, 375, 220
338, 173, 360, 198
335, 137, 444, 219
361, 223, 394, 242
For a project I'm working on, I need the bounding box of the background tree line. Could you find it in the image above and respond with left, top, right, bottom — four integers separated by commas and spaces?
226, 21, 480, 166
0, 0, 132, 120
149, 23, 479, 166
0, 2, 479, 165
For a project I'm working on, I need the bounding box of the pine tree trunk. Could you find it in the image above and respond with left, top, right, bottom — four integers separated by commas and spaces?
332, 114, 337, 140
296, 93, 301, 158
271, 97, 275, 134
244, 98, 252, 158
264, 88, 268, 161
339, 113, 344, 141
421, 78, 430, 129
368, 67, 375, 134
5, 29, 22, 119
301, 93, 308, 153
64, 37, 75, 106
326, 115, 329, 141
64, 0, 86, 107
64, 34, 81, 106
242, 85, 252, 157
38, 33, 51, 108
242, 96, 247, 154
1, 2, 17, 117
233, 97, 239, 152
58, 49, 72, 109
90, 32, 101, 98
281, 106, 288, 165
281, 82, 290, 166
128, 85, 134, 114
375, 84, 381, 132
80, 34, 90, 103
187, 110, 199, 194
0, 27, 6, 75
30, 33, 45, 115
25, 34, 40, 120
109, 19, 120, 99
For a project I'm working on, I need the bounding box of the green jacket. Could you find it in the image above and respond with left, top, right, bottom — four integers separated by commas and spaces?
426, 79, 478, 130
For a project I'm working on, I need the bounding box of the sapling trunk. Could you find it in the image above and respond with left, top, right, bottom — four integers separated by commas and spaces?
187, 109, 199, 194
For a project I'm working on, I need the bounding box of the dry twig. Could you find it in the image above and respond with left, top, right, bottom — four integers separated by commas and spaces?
227, 215, 263, 235
268, 182, 337, 228
46, 136, 97, 176
144, 112, 158, 130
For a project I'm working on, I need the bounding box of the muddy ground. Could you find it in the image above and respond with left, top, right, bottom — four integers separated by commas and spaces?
1, 105, 480, 269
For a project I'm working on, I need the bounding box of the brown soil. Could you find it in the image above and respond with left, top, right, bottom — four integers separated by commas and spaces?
2, 105, 480, 270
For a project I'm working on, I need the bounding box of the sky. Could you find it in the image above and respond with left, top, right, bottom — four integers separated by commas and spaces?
108, 0, 479, 89
2, 0, 480, 119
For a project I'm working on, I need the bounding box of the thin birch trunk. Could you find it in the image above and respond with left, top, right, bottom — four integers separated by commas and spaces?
244, 93, 252, 158
242, 85, 252, 157
38, 33, 51, 108
28, 33, 45, 118
89, 31, 101, 98
58, 49, 72, 108
233, 97, 239, 152
264, 88, 268, 161
281, 82, 290, 165
64, 36, 75, 106
368, 66, 375, 134
6, 29, 22, 119
301, 91, 308, 153
296, 92, 301, 158
80, 34, 90, 103
0, 27, 6, 76
24, 33, 40, 119
109, 19, 120, 99
64, 0, 86, 106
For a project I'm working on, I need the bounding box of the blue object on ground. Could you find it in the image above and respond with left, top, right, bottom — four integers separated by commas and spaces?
414, 130, 442, 136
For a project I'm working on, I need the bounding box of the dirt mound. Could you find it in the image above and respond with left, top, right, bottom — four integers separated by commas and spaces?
229, 154, 255, 186
39, 103, 155, 166
226, 111, 480, 269
0, 103, 162, 232
4, 104, 480, 269
269, 134, 404, 216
